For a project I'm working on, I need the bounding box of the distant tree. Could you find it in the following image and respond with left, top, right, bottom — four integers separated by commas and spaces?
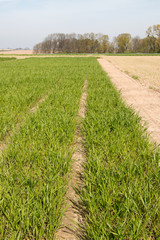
88, 33, 98, 52
131, 36, 140, 53
44, 34, 58, 53
155, 36, 160, 53
153, 24, 160, 52
108, 42, 115, 53
98, 35, 109, 53
41, 40, 52, 53
146, 24, 160, 52
33, 43, 42, 54
137, 38, 148, 53
148, 24, 160, 38
115, 33, 132, 53
33, 26, 160, 54
146, 27, 156, 53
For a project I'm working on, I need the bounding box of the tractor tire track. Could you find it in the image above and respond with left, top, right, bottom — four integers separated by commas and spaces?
55, 79, 88, 240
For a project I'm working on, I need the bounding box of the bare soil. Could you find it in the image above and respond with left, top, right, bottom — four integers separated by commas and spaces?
55, 80, 88, 240
98, 57, 160, 144
0, 50, 33, 55
105, 56, 160, 91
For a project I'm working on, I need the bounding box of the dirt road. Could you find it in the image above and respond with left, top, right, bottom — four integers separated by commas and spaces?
98, 57, 160, 145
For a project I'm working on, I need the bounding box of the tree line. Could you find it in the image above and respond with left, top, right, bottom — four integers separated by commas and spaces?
33, 24, 160, 54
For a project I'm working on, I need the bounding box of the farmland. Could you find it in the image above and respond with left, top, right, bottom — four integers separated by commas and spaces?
0, 50, 33, 55
0, 56, 160, 239
79, 60, 160, 239
0, 57, 88, 239
0, 57, 16, 62
105, 56, 160, 90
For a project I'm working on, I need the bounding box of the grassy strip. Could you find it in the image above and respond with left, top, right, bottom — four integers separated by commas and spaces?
0, 58, 89, 239
79, 59, 160, 239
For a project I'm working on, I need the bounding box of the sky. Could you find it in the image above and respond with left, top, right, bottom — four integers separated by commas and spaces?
0, 0, 160, 49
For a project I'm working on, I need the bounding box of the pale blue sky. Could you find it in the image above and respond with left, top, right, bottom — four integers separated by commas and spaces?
0, 0, 159, 49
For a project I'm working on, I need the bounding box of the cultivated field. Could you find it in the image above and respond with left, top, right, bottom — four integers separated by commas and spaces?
99, 57, 160, 144
105, 56, 160, 90
0, 57, 88, 239
0, 57, 160, 239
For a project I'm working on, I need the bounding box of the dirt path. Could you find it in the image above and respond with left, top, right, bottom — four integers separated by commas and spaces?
98, 57, 160, 144
55, 80, 87, 240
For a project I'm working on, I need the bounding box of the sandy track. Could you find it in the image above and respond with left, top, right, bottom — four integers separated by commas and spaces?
98, 57, 160, 144
55, 80, 87, 240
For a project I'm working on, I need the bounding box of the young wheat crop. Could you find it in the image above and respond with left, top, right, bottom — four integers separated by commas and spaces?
79, 58, 160, 239
0, 57, 89, 239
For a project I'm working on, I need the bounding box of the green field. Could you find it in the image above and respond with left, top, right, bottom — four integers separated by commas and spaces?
0, 58, 88, 239
79, 61, 160, 239
0, 57, 16, 61
0, 57, 160, 239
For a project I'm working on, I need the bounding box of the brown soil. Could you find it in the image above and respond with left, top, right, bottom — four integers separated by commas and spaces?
0, 50, 33, 55
55, 80, 88, 240
98, 57, 160, 144
105, 56, 160, 91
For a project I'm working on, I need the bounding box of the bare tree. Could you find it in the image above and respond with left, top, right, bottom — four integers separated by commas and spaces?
33, 26, 160, 54
131, 36, 140, 53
